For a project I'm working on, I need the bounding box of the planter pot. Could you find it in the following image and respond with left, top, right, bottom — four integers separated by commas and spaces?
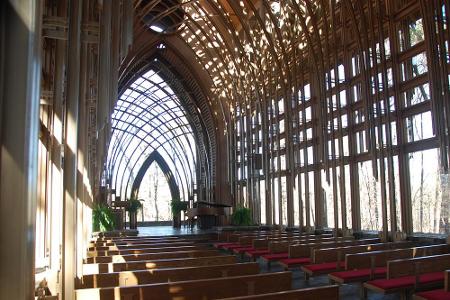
173, 214, 181, 228
129, 211, 138, 229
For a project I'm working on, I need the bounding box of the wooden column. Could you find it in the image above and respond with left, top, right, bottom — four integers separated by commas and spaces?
49, 1, 67, 293
0, 1, 41, 299
62, 0, 82, 298
96, 0, 112, 193
76, 0, 90, 280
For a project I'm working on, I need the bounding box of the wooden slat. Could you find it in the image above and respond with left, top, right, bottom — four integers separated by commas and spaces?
75, 272, 292, 300
85, 249, 220, 263
312, 241, 412, 264
82, 255, 237, 274
217, 286, 339, 300
79, 262, 260, 289
88, 241, 195, 251
387, 252, 450, 279
87, 245, 209, 258
346, 244, 449, 270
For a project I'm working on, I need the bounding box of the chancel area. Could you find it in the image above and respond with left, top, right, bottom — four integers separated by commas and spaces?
2, 0, 450, 299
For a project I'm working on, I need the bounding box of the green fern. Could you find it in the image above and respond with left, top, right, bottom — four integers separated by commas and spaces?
231, 206, 253, 226
93, 204, 115, 232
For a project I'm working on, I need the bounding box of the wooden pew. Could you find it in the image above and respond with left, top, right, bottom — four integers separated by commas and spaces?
414, 270, 450, 300
328, 244, 449, 285
301, 241, 413, 279
75, 271, 293, 300
278, 238, 371, 269
90, 237, 182, 247
88, 241, 196, 251
85, 249, 220, 264
216, 286, 339, 300
214, 231, 288, 246
87, 245, 209, 258
364, 253, 450, 299
215, 232, 306, 249
312, 241, 411, 264
80, 262, 260, 288
244, 236, 344, 261
222, 235, 259, 251
261, 237, 354, 267
82, 255, 237, 275
94, 235, 180, 242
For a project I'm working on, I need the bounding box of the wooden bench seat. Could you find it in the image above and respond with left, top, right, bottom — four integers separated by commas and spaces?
87, 245, 209, 258
224, 234, 329, 253
75, 271, 293, 300
82, 255, 237, 275
91, 237, 184, 247
415, 289, 450, 300
245, 236, 346, 262
301, 241, 412, 279
85, 249, 220, 263
365, 253, 450, 299
216, 285, 339, 300
229, 234, 309, 253
312, 241, 410, 264
278, 238, 368, 269
414, 270, 450, 300
88, 241, 195, 251
232, 236, 318, 256
94, 235, 180, 241
213, 232, 292, 249
222, 236, 258, 251
329, 244, 449, 285
261, 237, 362, 266
79, 262, 260, 288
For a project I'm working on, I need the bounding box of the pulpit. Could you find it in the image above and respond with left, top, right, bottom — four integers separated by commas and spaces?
186, 201, 232, 229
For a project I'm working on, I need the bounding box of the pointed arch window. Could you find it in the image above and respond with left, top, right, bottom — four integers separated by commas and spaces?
107, 69, 197, 202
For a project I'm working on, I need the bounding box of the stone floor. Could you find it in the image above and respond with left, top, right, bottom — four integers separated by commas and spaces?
137, 226, 402, 300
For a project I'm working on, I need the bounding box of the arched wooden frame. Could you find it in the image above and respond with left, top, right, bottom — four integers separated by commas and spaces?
131, 150, 181, 201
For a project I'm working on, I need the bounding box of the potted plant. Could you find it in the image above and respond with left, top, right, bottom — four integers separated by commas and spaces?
126, 196, 142, 229
231, 206, 253, 226
170, 199, 187, 228
92, 203, 116, 232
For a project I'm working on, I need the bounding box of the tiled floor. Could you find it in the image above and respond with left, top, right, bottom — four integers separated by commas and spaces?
137, 226, 402, 300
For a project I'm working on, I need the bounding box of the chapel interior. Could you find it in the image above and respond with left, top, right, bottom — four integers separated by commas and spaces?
2, 0, 450, 299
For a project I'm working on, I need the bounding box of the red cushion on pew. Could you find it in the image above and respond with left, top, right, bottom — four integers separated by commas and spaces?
303, 261, 346, 273
330, 267, 387, 282
415, 289, 450, 300
261, 252, 289, 261
213, 242, 235, 248
278, 257, 311, 266
233, 246, 255, 254
245, 249, 270, 257
222, 244, 246, 250
368, 272, 444, 290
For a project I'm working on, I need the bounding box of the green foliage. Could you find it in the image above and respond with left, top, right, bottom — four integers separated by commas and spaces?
170, 199, 187, 216
93, 204, 115, 232
231, 206, 253, 226
126, 197, 142, 213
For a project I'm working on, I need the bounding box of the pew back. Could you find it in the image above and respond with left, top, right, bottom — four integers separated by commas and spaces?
75, 272, 292, 300
217, 286, 340, 300
80, 262, 260, 288
85, 249, 220, 264
83, 255, 237, 275
312, 241, 412, 264
346, 244, 449, 270
387, 252, 450, 279
289, 239, 358, 258
87, 245, 208, 258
